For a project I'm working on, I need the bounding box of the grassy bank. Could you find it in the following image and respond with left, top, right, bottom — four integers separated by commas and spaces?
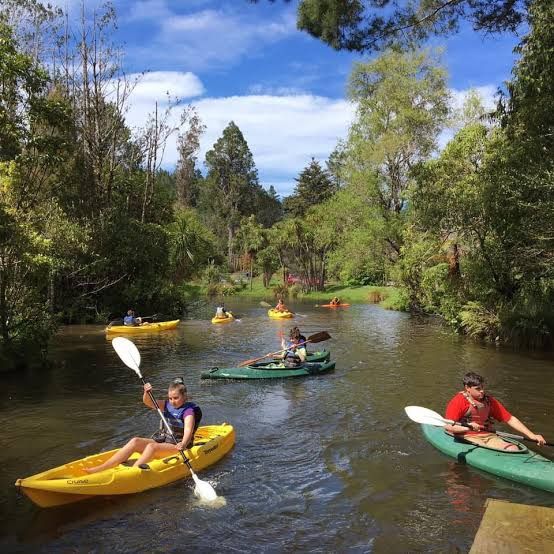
193, 275, 405, 310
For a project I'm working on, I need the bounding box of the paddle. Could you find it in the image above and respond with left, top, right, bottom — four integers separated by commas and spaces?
239, 331, 331, 367
260, 301, 272, 308
140, 314, 159, 321
111, 337, 218, 501
404, 406, 553, 447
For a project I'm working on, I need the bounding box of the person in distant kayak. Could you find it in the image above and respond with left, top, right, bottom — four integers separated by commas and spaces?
215, 303, 228, 319
274, 298, 289, 313
278, 326, 307, 367
85, 378, 202, 473
329, 297, 341, 306
444, 372, 545, 451
123, 309, 142, 326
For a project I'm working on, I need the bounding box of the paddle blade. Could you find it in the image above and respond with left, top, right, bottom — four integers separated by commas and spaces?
307, 331, 331, 343
259, 301, 272, 308
112, 337, 142, 377
404, 406, 454, 427
191, 473, 218, 501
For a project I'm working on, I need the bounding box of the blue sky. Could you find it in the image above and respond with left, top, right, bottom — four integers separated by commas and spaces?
60, 0, 521, 197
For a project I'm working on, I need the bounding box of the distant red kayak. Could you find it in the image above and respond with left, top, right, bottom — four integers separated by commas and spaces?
319, 303, 350, 308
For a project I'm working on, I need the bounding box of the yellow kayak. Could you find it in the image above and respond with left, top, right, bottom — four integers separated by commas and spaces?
105, 319, 180, 334
15, 424, 235, 508
211, 312, 234, 324
268, 309, 294, 319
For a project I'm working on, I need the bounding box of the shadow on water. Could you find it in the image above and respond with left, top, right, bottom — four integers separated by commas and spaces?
2, 299, 554, 552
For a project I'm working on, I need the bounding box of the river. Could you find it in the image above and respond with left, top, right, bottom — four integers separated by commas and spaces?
1, 300, 553, 552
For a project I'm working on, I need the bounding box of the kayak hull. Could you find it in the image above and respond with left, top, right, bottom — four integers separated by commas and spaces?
268, 309, 294, 319
106, 320, 180, 334
422, 424, 554, 492
15, 424, 234, 508
320, 303, 350, 308
201, 360, 335, 380
211, 312, 234, 324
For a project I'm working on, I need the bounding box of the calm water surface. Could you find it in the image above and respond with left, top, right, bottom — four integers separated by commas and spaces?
1, 300, 553, 552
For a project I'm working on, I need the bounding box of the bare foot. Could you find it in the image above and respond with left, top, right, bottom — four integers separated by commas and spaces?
84, 466, 102, 474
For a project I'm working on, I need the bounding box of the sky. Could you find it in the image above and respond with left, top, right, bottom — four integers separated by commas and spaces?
58, 0, 522, 197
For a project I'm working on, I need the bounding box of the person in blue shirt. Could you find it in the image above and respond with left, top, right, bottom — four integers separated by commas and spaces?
123, 309, 142, 326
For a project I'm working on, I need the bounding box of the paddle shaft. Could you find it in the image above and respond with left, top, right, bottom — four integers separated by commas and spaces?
141, 378, 197, 473
239, 338, 319, 367
447, 419, 553, 447
432, 412, 553, 447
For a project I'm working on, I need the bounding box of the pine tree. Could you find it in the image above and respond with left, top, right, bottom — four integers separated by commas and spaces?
283, 158, 335, 218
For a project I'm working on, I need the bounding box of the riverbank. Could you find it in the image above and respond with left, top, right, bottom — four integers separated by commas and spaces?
188, 275, 405, 310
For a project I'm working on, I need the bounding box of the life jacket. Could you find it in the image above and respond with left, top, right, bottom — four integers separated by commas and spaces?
123, 315, 136, 326
459, 391, 495, 431
153, 401, 202, 446
284, 340, 306, 364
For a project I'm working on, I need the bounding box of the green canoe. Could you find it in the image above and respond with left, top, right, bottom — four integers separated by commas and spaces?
422, 424, 554, 492
201, 359, 335, 380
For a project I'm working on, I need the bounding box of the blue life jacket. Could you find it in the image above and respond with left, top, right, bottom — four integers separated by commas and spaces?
123, 315, 136, 326
156, 401, 202, 446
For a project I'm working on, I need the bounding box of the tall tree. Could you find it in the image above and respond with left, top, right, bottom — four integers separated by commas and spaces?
283, 158, 335, 217
202, 121, 261, 263
175, 105, 205, 208
234, 215, 266, 290
345, 48, 449, 259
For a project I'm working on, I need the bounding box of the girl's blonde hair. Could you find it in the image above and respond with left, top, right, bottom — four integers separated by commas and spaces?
168, 377, 187, 396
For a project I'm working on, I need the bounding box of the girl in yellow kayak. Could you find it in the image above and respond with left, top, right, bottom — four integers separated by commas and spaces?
85, 378, 202, 473
274, 298, 289, 313
329, 297, 341, 306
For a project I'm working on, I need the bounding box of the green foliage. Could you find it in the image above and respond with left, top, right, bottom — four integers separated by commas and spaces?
272, 283, 289, 299
201, 121, 266, 259
202, 260, 223, 286
283, 158, 336, 217
295, 0, 529, 53
168, 208, 219, 281
459, 301, 500, 340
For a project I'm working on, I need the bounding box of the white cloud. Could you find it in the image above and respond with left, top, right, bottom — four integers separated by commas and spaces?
125, 83, 355, 197
128, 71, 205, 102
124, 5, 297, 70
450, 85, 498, 112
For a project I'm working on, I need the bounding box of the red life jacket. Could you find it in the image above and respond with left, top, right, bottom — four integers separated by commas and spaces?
459, 391, 495, 432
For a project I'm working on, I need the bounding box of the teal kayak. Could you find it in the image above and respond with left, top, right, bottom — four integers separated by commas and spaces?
422, 424, 554, 492
201, 360, 335, 380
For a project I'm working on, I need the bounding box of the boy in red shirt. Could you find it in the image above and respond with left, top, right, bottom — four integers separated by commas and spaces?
444, 372, 545, 451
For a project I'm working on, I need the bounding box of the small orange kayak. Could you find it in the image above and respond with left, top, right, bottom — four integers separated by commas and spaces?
319, 304, 350, 308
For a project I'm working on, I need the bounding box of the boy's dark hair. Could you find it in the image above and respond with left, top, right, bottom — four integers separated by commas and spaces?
463, 372, 484, 387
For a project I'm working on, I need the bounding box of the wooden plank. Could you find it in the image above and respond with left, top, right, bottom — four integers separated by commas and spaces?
470, 498, 554, 553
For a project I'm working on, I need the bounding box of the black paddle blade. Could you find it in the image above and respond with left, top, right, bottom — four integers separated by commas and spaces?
307, 331, 331, 343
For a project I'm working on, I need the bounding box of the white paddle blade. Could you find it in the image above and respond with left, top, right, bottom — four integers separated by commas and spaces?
112, 337, 142, 377
191, 473, 218, 501
404, 406, 454, 426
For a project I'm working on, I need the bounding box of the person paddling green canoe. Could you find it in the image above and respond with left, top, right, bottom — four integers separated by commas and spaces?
444, 371, 545, 450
